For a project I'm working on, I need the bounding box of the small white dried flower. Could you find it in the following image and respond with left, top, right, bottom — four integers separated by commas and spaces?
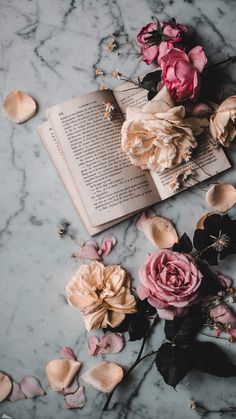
106, 35, 119, 52
169, 180, 180, 192
95, 67, 104, 77
189, 400, 197, 410
103, 102, 115, 121
111, 70, 122, 79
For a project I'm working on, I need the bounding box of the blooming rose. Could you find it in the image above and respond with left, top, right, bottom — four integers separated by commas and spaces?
137, 19, 187, 65
209, 95, 236, 147
160, 46, 207, 101
137, 250, 203, 320
121, 86, 208, 172
66, 261, 136, 331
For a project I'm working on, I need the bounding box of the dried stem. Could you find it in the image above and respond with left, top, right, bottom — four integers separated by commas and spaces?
103, 313, 159, 411
191, 400, 236, 418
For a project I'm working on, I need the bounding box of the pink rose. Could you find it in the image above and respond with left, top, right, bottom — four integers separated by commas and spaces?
160, 46, 207, 101
137, 19, 187, 65
137, 250, 203, 320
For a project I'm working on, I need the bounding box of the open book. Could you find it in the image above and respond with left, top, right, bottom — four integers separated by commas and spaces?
37, 82, 231, 235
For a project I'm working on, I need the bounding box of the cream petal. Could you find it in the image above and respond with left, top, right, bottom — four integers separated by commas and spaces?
105, 311, 126, 328
136, 212, 178, 248
3, 90, 37, 123
206, 184, 236, 212
45, 359, 81, 392
83, 306, 107, 331
81, 361, 123, 393
0, 372, 12, 402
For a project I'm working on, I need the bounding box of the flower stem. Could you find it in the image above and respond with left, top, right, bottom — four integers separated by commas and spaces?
103, 314, 159, 411
191, 400, 236, 418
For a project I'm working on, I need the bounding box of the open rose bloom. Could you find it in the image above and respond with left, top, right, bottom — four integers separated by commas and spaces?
209, 95, 236, 147
66, 261, 136, 331
137, 250, 203, 320
121, 87, 208, 172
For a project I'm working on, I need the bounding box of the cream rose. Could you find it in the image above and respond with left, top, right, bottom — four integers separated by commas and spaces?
66, 261, 136, 331
121, 87, 208, 172
209, 95, 236, 147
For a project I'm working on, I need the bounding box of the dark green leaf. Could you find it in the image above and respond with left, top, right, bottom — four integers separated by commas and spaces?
129, 314, 150, 341
147, 90, 157, 100
193, 342, 236, 377
164, 305, 203, 344
141, 70, 161, 101
155, 342, 194, 388
172, 233, 193, 253
136, 298, 156, 317
197, 262, 224, 295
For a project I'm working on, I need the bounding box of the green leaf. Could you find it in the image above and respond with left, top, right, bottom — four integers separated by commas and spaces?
155, 342, 194, 388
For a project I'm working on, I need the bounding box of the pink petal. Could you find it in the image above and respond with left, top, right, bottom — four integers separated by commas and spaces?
62, 376, 79, 396
8, 381, 26, 402
217, 273, 232, 290
71, 240, 100, 260
20, 376, 45, 398
98, 234, 117, 256
210, 304, 236, 328
228, 328, 236, 338
96, 333, 125, 354
192, 103, 213, 117
87, 336, 100, 356
64, 386, 86, 409
136, 211, 155, 231
59, 347, 76, 361
188, 46, 207, 73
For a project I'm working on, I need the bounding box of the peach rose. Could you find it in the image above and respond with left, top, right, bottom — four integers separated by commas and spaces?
209, 95, 236, 147
66, 261, 136, 331
121, 87, 208, 172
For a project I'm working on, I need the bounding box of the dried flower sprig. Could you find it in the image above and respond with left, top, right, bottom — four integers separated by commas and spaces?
189, 400, 236, 418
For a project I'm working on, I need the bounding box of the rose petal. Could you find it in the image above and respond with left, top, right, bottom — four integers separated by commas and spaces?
62, 376, 79, 396
59, 347, 76, 361
88, 336, 100, 356
45, 359, 81, 392
81, 361, 123, 393
3, 90, 37, 123
192, 103, 213, 117
136, 212, 178, 248
8, 381, 26, 402
188, 46, 207, 73
64, 386, 86, 409
210, 304, 236, 329
19, 376, 45, 398
196, 212, 217, 229
98, 234, 117, 256
88, 333, 125, 356
0, 372, 12, 402
217, 273, 232, 289
206, 184, 236, 212
71, 240, 101, 260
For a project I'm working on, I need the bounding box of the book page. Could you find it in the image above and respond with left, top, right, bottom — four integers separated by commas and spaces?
113, 81, 148, 116
47, 90, 160, 226
37, 121, 140, 236
151, 132, 231, 199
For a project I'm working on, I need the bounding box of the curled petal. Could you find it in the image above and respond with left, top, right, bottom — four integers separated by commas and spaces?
8, 381, 26, 402
0, 372, 12, 402
210, 304, 236, 329
188, 46, 208, 73
81, 361, 123, 393
45, 359, 81, 392
206, 184, 236, 212
64, 386, 86, 409
71, 240, 100, 260
88, 333, 125, 356
59, 347, 76, 361
62, 376, 79, 396
3, 90, 37, 123
19, 376, 45, 398
98, 234, 117, 256
217, 273, 232, 289
136, 212, 178, 248
88, 336, 100, 356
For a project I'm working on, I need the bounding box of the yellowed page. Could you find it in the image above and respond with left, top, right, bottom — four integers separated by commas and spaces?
46, 90, 160, 227
151, 133, 231, 199
113, 81, 148, 116
37, 121, 143, 235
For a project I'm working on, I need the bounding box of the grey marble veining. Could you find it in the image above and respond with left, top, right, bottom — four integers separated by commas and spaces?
0, 1, 236, 418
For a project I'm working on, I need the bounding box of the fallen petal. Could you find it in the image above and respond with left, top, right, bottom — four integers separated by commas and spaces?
0, 372, 12, 402
62, 376, 79, 396
195, 212, 216, 229
98, 234, 117, 256
96, 333, 125, 355
87, 336, 100, 356
19, 376, 45, 398
59, 347, 76, 361
8, 381, 26, 402
3, 90, 37, 123
206, 184, 236, 212
136, 212, 178, 248
210, 304, 236, 329
45, 359, 81, 392
71, 240, 100, 260
64, 386, 86, 409
81, 361, 123, 393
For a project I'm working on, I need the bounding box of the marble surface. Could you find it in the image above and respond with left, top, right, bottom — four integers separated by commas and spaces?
1, 0, 236, 418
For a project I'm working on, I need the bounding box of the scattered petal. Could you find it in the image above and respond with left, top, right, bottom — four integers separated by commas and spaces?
88, 333, 125, 356
192, 103, 213, 117
206, 184, 236, 212
210, 304, 236, 329
45, 359, 81, 392
81, 361, 123, 393
98, 234, 117, 256
19, 376, 45, 398
62, 376, 79, 396
136, 212, 178, 248
64, 386, 86, 409
71, 240, 100, 260
0, 372, 12, 402
59, 347, 76, 361
195, 212, 216, 229
88, 336, 100, 356
217, 273, 233, 290
3, 90, 37, 123
8, 381, 26, 402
